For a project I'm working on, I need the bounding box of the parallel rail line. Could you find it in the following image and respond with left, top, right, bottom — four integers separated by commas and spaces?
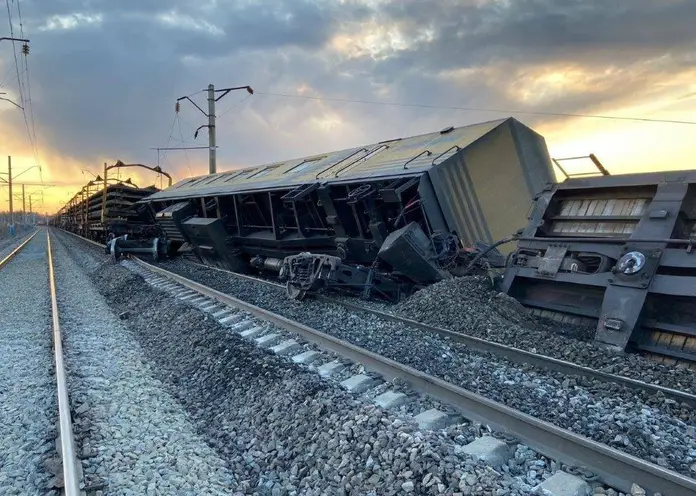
0, 230, 39, 269
47, 230, 82, 496
128, 254, 696, 496
60, 228, 696, 406
1, 230, 83, 495
58, 228, 696, 494
191, 261, 696, 409
60, 229, 696, 406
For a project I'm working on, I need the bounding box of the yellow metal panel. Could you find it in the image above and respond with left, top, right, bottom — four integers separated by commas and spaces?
330, 119, 508, 179
149, 118, 533, 202
178, 119, 511, 189
460, 123, 531, 248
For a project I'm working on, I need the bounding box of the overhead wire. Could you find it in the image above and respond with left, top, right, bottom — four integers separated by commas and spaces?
4, 0, 40, 177
176, 114, 193, 176
161, 112, 178, 148
157, 109, 196, 177
154, 112, 178, 170
15, 0, 40, 176
218, 94, 252, 118
0, 60, 18, 87
255, 91, 696, 126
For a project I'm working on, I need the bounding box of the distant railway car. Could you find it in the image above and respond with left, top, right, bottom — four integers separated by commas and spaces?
57, 183, 159, 243
53, 161, 171, 243
143, 117, 555, 299
502, 170, 696, 365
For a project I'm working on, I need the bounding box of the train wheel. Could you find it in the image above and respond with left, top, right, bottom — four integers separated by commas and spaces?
286, 282, 306, 300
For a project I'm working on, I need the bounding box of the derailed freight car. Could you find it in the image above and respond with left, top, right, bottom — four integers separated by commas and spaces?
142, 117, 555, 300
55, 160, 172, 243
502, 170, 696, 365
56, 182, 160, 243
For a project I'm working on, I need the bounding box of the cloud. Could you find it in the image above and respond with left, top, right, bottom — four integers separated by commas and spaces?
1, 0, 695, 213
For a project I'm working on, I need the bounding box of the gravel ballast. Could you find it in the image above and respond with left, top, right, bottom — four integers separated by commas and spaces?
0, 231, 57, 495
391, 276, 695, 390
0, 228, 36, 259
51, 233, 238, 494
147, 257, 696, 478
53, 229, 576, 495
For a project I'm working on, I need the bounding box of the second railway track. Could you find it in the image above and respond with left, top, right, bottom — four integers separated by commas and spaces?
189, 261, 696, 407
0, 229, 82, 495
2, 231, 245, 494
60, 228, 696, 401
58, 228, 696, 495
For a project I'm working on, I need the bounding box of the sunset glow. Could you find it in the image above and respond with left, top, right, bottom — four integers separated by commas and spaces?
0, 0, 694, 215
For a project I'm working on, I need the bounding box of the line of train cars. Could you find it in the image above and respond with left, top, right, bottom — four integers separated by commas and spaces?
53, 118, 696, 365
54, 161, 171, 243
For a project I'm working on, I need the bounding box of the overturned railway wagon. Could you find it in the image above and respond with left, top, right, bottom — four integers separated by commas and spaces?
57, 183, 159, 243
503, 170, 696, 366
143, 117, 554, 300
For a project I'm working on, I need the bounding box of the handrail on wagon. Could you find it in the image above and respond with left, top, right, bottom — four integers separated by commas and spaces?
552, 153, 610, 179
403, 150, 432, 170
431, 145, 461, 167
315, 148, 368, 179
333, 144, 391, 178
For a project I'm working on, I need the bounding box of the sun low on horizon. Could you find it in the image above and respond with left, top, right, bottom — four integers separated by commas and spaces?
0, 0, 695, 215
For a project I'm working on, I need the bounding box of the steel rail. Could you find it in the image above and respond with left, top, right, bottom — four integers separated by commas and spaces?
189, 261, 696, 409
0, 230, 39, 269
46, 231, 82, 496
131, 256, 696, 496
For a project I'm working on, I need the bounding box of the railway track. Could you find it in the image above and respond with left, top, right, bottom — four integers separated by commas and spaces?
0, 229, 82, 495
58, 228, 696, 495
192, 262, 696, 407
128, 253, 696, 495
60, 228, 696, 404
4, 230, 243, 494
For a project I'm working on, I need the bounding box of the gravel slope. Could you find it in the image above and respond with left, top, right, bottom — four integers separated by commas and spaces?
390, 276, 695, 390
331, 276, 696, 395
51, 233, 238, 495
53, 229, 577, 495
0, 231, 58, 495
152, 258, 696, 478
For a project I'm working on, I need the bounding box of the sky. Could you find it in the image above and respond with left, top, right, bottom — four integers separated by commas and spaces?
0, 0, 695, 214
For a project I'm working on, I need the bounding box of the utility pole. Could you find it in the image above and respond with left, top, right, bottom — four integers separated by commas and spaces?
21, 183, 25, 226
0, 38, 29, 111
8, 156, 13, 230
176, 83, 254, 174
101, 162, 107, 223
207, 84, 217, 174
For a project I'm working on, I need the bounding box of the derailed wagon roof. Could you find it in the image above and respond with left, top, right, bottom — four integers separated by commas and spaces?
144, 117, 539, 202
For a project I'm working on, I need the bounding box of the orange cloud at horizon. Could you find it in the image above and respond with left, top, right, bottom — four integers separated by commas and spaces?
2, 65, 696, 215
2, 112, 696, 216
